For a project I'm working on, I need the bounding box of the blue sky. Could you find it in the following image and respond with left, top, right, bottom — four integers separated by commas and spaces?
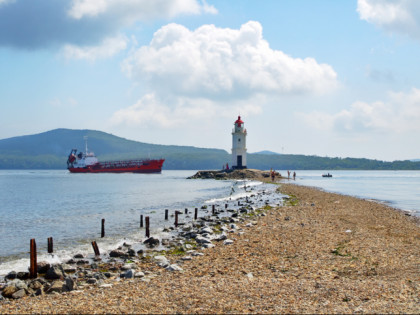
1, 0, 420, 161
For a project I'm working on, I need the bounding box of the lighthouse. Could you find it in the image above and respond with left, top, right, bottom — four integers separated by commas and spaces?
232, 116, 247, 169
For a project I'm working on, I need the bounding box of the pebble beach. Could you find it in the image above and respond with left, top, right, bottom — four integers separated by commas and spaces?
0, 179, 419, 314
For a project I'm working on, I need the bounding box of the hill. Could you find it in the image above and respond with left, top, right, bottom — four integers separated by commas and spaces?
0, 129, 229, 170
252, 150, 281, 155
0, 129, 419, 170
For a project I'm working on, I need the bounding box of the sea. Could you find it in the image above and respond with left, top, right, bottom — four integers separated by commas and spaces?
0, 169, 419, 277
0, 170, 279, 277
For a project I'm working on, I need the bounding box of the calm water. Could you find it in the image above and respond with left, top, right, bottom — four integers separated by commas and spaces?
0, 170, 276, 275
0, 169, 419, 276
287, 170, 420, 215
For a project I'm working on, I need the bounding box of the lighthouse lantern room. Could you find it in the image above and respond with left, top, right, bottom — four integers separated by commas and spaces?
231, 116, 247, 169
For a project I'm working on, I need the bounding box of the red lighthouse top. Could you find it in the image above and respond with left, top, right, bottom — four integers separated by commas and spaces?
235, 116, 244, 127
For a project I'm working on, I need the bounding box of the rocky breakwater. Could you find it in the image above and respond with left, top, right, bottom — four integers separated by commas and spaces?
0, 185, 284, 302
187, 169, 279, 180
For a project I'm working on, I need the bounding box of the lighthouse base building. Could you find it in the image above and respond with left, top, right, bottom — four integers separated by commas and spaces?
231, 116, 247, 169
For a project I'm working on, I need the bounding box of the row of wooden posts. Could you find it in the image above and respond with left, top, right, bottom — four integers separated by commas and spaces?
29, 203, 232, 278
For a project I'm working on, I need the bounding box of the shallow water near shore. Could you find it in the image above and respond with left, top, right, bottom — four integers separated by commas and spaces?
0, 170, 281, 276
289, 170, 420, 215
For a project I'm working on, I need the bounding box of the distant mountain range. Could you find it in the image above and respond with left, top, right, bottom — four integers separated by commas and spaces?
252, 150, 281, 155
1, 129, 420, 170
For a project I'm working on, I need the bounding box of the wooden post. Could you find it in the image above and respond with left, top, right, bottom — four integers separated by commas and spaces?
47, 237, 53, 254
225, 203, 228, 209
145, 216, 150, 238
212, 204, 215, 215
91, 241, 100, 256
140, 214, 144, 228
101, 218, 105, 238
175, 211, 179, 227
165, 209, 168, 220
194, 207, 198, 220
29, 239, 37, 278
185, 208, 188, 214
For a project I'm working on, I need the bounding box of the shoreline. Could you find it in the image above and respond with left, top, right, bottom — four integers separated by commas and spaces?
0, 180, 419, 313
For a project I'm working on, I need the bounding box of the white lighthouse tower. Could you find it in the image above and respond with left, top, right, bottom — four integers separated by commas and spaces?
232, 116, 247, 169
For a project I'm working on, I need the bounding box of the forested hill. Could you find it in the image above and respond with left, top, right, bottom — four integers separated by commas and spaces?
0, 129, 419, 170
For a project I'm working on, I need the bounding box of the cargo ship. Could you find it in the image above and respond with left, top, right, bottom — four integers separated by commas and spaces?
67, 139, 164, 173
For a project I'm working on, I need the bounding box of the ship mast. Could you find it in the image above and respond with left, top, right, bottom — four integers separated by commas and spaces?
84, 136, 88, 155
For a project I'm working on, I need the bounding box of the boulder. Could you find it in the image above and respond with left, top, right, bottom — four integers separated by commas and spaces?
165, 264, 183, 272
143, 237, 160, 248
5, 271, 17, 280
154, 255, 169, 268
12, 289, 26, 299
37, 261, 51, 274
109, 250, 125, 258
2, 285, 17, 298
196, 235, 212, 244
47, 280, 64, 294
224, 239, 234, 245
45, 265, 65, 280
63, 277, 75, 292
16, 271, 29, 280
123, 269, 134, 279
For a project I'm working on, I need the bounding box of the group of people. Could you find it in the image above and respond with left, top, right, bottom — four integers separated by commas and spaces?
270, 169, 296, 181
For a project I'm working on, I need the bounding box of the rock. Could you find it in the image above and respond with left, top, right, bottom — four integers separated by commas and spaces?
99, 283, 113, 288
143, 237, 160, 248
9, 279, 28, 291
123, 269, 134, 279
29, 280, 43, 290
45, 265, 65, 280
5, 271, 17, 280
12, 289, 26, 299
191, 252, 204, 257
224, 239, 234, 245
63, 277, 75, 292
2, 285, 17, 298
34, 288, 44, 296
166, 264, 183, 272
73, 254, 84, 259
47, 281, 64, 294
196, 235, 212, 244
181, 256, 192, 261
134, 271, 145, 278
16, 271, 29, 280
109, 250, 125, 258
37, 261, 51, 274
121, 263, 134, 271
62, 264, 77, 273
154, 256, 170, 267
199, 227, 213, 234
230, 224, 237, 229
202, 243, 215, 249
86, 278, 97, 284
76, 259, 89, 265
127, 249, 136, 256
214, 233, 227, 241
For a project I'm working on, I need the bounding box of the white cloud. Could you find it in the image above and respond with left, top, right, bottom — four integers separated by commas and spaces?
61, 34, 128, 60
110, 93, 262, 128
122, 21, 338, 99
300, 88, 420, 133
357, 0, 420, 40
68, 0, 217, 20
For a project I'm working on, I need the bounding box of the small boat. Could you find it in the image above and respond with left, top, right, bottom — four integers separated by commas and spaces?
322, 173, 332, 178
67, 138, 164, 173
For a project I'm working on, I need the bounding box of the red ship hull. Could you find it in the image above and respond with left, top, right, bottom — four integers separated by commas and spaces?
68, 159, 165, 174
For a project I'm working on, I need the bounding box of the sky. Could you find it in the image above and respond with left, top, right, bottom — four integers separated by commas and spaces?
1, 0, 420, 161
